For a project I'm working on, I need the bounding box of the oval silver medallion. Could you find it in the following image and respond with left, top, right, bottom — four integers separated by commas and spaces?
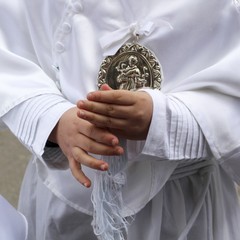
97, 43, 163, 90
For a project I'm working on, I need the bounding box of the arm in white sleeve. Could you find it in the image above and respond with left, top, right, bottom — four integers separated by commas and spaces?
1, 94, 74, 158
127, 89, 210, 161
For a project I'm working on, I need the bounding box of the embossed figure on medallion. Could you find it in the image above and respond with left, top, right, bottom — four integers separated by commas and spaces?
116, 55, 149, 90
107, 51, 148, 90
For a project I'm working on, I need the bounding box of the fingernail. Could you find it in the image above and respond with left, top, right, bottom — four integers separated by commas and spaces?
100, 164, 108, 171
87, 92, 96, 100
117, 147, 124, 155
112, 138, 118, 146
83, 182, 90, 188
87, 93, 92, 99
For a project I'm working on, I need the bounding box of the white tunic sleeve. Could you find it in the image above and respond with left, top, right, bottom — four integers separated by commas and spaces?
1, 95, 74, 157
0, 0, 72, 160
127, 89, 209, 162
0, 0, 66, 121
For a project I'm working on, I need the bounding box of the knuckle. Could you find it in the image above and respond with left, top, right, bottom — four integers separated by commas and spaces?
88, 124, 95, 137
106, 117, 113, 126
105, 147, 116, 156
86, 144, 94, 153
107, 104, 114, 115
88, 160, 98, 169
74, 154, 82, 163
72, 147, 86, 163
136, 109, 145, 122
113, 91, 122, 100
86, 101, 95, 111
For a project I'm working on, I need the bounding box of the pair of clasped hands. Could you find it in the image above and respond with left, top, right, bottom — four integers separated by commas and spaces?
50, 84, 153, 187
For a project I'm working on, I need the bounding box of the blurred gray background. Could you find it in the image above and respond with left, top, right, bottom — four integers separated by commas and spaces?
0, 129, 30, 208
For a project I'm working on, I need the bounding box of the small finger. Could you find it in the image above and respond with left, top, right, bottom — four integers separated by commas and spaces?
68, 156, 92, 188
86, 90, 134, 105
78, 109, 126, 130
72, 147, 109, 171
75, 116, 119, 146
78, 100, 128, 118
74, 122, 124, 152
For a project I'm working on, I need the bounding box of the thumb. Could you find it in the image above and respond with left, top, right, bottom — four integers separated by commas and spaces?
100, 84, 112, 91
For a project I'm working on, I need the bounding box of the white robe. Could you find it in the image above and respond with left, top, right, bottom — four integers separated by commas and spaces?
0, 0, 240, 239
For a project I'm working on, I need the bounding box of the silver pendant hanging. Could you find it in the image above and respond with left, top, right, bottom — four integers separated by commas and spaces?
97, 43, 163, 91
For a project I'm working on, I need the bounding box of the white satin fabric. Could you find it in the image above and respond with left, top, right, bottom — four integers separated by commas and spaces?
1, 0, 240, 239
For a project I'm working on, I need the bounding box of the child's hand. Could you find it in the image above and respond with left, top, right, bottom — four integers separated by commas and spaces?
77, 84, 153, 140
49, 106, 123, 188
